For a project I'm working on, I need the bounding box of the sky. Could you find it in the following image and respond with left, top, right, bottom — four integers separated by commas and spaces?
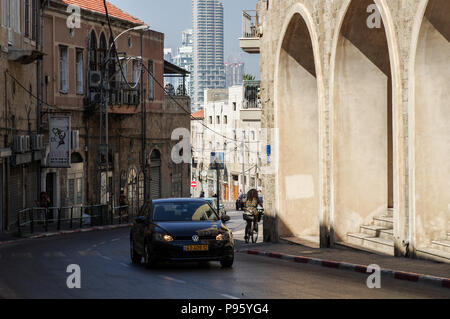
108, 0, 260, 79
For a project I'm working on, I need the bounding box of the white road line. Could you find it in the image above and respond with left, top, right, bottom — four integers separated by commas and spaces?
159, 275, 186, 284
120, 263, 130, 268
100, 242, 106, 245
100, 255, 112, 261
220, 293, 240, 300
111, 238, 120, 242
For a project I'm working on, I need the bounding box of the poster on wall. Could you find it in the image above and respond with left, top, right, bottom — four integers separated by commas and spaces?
49, 115, 71, 168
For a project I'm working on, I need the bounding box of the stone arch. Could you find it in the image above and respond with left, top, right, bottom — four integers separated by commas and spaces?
330, 0, 401, 254
409, 0, 450, 253
273, 3, 324, 244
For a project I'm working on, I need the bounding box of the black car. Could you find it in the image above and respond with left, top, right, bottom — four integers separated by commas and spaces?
130, 198, 234, 268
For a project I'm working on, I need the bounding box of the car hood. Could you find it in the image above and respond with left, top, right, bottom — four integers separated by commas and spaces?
155, 221, 223, 237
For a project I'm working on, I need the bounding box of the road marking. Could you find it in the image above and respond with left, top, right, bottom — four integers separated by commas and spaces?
100, 242, 106, 245
220, 293, 240, 299
78, 250, 97, 256
111, 238, 120, 242
120, 263, 130, 268
159, 275, 186, 284
100, 255, 112, 261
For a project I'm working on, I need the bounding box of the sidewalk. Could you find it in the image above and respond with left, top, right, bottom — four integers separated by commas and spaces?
235, 239, 450, 287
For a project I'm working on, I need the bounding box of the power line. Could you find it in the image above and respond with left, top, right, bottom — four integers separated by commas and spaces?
141, 62, 259, 145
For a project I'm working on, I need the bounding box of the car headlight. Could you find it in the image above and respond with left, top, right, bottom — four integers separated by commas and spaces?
216, 234, 224, 241
154, 233, 174, 242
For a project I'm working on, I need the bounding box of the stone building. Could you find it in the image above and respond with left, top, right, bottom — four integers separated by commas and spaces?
37, 0, 190, 222
0, 0, 44, 231
251, 0, 449, 262
191, 82, 262, 202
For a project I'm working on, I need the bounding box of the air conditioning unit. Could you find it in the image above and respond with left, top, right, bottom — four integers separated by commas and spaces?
90, 91, 102, 104
23, 136, 31, 152
13, 136, 24, 153
89, 71, 102, 88
71, 130, 80, 151
32, 134, 45, 151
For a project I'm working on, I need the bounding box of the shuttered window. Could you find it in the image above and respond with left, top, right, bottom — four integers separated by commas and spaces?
148, 61, 154, 100
59, 46, 68, 93
76, 49, 84, 94
2, 0, 20, 32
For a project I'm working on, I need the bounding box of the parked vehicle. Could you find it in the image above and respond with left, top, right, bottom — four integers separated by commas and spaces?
235, 194, 246, 211
130, 199, 234, 268
204, 197, 226, 216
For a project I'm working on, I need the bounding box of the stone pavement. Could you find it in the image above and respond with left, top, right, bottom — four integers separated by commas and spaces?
235, 239, 450, 280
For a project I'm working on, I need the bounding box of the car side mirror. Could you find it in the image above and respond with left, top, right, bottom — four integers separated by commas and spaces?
221, 215, 230, 223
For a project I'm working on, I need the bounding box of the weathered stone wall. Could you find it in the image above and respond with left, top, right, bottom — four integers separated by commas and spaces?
259, 0, 449, 260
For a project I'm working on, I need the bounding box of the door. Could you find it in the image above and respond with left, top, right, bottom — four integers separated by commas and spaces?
150, 150, 161, 199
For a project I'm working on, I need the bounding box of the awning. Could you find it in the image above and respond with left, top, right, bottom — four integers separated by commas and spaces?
164, 60, 190, 76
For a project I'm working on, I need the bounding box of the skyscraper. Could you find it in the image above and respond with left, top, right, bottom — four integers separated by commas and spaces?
192, 0, 226, 108
173, 29, 194, 98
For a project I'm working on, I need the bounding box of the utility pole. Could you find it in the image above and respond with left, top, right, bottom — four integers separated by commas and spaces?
242, 131, 245, 194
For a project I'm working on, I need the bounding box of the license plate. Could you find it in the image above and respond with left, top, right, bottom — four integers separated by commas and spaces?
184, 245, 209, 252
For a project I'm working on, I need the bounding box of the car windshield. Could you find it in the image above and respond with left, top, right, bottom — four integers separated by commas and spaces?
152, 202, 218, 222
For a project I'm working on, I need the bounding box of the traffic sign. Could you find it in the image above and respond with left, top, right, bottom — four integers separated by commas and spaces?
191, 181, 198, 188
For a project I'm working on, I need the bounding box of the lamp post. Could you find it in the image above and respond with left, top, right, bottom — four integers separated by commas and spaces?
98, 23, 149, 209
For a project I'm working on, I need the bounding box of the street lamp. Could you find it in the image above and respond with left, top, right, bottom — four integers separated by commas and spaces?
99, 23, 149, 210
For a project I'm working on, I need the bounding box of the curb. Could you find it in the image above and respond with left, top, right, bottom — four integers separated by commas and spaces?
237, 249, 450, 290
0, 224, 133, 247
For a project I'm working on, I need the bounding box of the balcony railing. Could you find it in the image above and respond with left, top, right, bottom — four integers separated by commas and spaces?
242, 80, 261, 109
240, 9, 261, 54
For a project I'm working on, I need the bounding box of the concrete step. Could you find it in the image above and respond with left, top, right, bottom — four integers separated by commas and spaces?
386, 208, 394, 218
360, 225, 391, 238
431, 240, 450, 253
416, 247, 450, 263
347, 233, 394, 256
379, 228, 394, 241
373, 216, 394, 228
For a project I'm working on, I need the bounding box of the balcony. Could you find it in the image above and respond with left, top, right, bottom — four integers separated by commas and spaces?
240, 80, 261, 122
239, 9, 261, 54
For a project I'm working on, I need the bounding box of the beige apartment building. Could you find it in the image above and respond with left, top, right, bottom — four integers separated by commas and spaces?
242, 0, 449, 262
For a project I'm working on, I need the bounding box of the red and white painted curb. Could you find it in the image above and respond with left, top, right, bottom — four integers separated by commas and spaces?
237, 249, 450, 289
0, 224, 132, 246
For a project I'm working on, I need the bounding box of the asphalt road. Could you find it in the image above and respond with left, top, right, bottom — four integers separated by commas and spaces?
0, 211, 448, 299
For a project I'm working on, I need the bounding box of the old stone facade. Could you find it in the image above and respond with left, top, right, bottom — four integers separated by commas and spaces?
0, 0, 43, 231
259, 0, 449, 262
40, 0, 191, 216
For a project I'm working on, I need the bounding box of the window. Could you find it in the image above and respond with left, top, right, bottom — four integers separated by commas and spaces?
24, 0, 30, 38
133, 60, 140, 84
209, 116, 212, 124
233, 102, 236, 111
120, 62, 128, 84
2, 0, 20, 33
31, 0, 37, 40
148, 61, 154, 100
68, 177, 83, 206
76, 49, 84, 94
216, 116, 220, 124
224, 115, 228, 124
59, 46, 68, 93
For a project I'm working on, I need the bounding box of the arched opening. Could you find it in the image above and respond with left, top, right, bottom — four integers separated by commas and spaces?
89, 30, 97, 71
276, 12, 320, 242
99, 32, 107, 69
68, 152, 84, 206
150, 150, 162, 199
333, 0, 395, 254
414, 0, 450, 252
127, 168, 138, 215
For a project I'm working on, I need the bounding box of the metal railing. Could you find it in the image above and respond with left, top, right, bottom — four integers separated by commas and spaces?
15, 204, 134, 237
242, 10, 260, 38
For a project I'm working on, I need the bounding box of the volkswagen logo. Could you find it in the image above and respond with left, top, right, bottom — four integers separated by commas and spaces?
192, 235, 199, 242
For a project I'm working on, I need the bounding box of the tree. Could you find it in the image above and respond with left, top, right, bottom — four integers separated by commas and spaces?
243, 74, 255, 81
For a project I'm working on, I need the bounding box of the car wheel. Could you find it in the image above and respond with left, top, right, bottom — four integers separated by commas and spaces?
144, 241, 158, 269
220, 256, 234, 268
130, 239, 142, 264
